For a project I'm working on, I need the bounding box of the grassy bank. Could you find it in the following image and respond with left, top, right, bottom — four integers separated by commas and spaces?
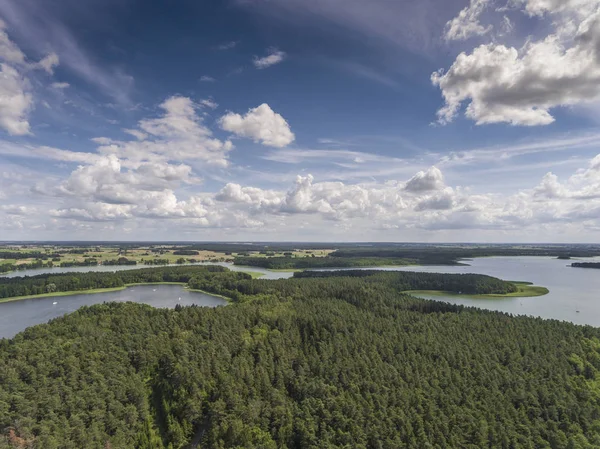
406, 281, 549, 300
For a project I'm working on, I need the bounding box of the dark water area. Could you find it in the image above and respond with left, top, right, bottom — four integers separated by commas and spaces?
0, 284, 226, 339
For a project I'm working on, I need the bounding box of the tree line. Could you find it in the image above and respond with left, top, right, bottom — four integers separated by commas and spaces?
0, 266, 239, 299
233, 256, 415, 269
571, 263, 600, 269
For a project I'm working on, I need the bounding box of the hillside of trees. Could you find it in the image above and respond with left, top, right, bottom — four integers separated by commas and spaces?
0, 268, 598, 448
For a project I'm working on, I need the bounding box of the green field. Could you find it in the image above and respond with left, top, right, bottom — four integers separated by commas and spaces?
406, 281, 549, 300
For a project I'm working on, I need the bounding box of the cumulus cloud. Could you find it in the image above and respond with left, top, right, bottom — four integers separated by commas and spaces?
96, 96, 234, 166
9, 148, 600, 239
253, 49, 286, 69
445, 0, 492, 41
404, 166, 445, 192
435, 0, 600, 125
219, 103, 295, 147
415, 188, 457, 211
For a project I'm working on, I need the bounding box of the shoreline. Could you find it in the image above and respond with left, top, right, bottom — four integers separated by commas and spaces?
405, 282, 549, 300
0, 282, 233, 304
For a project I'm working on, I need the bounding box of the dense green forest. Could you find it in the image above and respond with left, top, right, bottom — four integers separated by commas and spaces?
0, 266, 243, 299
0, 268, 598, 448
0, 266, 518, 300
293, 270, 518, 294
233, 256, 416, 269
571, 263, 600, 269
0, 260, 54, 274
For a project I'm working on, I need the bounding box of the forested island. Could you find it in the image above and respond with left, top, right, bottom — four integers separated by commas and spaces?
233, 256, 416, 270
0, 266, 594, 448
0, 266, 242, 301
0, 266, 527, 302
572, 262, 600, 269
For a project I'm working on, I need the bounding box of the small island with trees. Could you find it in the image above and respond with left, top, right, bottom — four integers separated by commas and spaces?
571, 262, 600, 269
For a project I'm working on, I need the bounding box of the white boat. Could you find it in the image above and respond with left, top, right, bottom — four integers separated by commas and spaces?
52, 301, 58, 305
153, 289, 157, 292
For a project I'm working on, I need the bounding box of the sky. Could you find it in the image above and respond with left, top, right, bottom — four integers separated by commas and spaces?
1, 0, 600, 242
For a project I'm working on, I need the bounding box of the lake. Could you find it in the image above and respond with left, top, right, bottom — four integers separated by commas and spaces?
1, 262, 295, 280
375, 256, 600, 327
0, 284, 227, 339
2, 256, 600, 337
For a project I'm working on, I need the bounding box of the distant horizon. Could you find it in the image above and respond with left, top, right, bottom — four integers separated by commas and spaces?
1, 241, 599, 246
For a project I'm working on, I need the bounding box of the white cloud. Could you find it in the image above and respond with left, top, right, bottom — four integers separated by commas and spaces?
445, 0, 493, 41
0, 1, 132, 104
122, 129, 147, 140
219, 103, 295, 147
415, 188, 458, 210
253, 49, 286, 69
7, 147, 600, 240
0, 63, 33, 135
199, 98, 218, 109
0, 21, 61, 136
0, 20, 26, 64
1, 204, 37, 216
97, 96, 234, 166
37, 52, 59, 74
200, 75, 215, 82
435, 0, 600, 125
404, 166, 445, 192
50, 82, 69, 89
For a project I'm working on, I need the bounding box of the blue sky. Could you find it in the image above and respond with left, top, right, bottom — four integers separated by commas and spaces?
2, 0, 600, 241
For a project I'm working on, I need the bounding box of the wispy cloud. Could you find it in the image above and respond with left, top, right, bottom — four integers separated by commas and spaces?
331, 60, 401, 89
238, 0, 465, 54
0, 0, 134, 105
437, 133, 600, 167
217, 40, 239, 50
253, 48, 286, 69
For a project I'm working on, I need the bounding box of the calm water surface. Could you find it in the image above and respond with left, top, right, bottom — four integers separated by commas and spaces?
0, 285, 226, 339
1, 262, 294, 280
2, 257, 599, 337
357, 256, 600, 327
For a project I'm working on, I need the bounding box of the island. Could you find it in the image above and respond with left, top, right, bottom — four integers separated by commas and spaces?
571, 262, 600, 269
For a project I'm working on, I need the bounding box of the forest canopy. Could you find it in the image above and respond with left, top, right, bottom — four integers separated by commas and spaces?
0, 267, 597, 448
